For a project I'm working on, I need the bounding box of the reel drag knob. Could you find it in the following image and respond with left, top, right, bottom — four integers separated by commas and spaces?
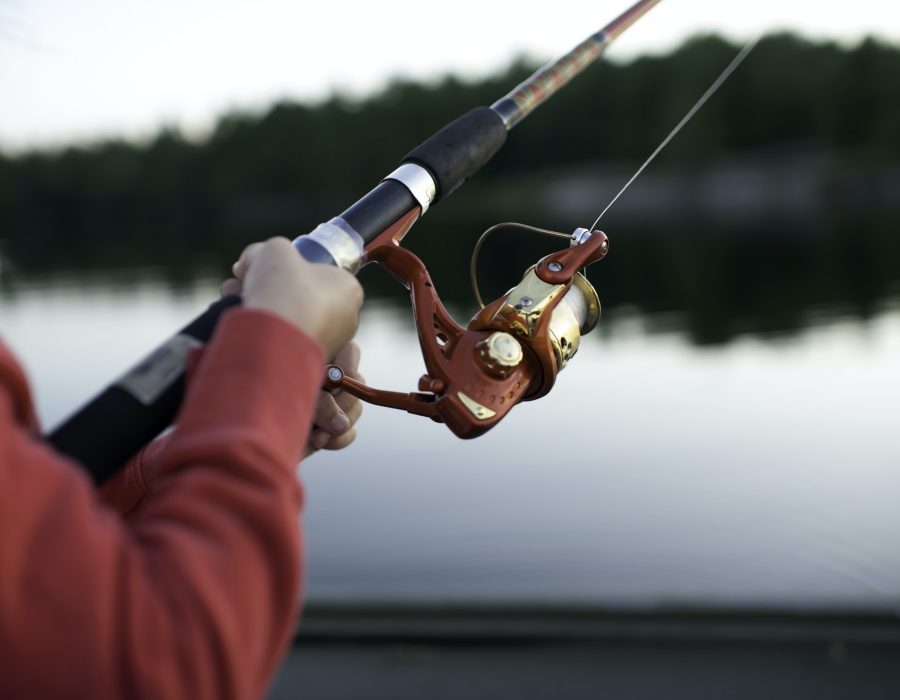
477, 331, 524, 377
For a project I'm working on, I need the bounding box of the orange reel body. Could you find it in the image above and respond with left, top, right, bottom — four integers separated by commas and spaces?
324, 212, 609, 438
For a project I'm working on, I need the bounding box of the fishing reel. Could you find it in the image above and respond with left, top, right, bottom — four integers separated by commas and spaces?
324, 219, 609, 438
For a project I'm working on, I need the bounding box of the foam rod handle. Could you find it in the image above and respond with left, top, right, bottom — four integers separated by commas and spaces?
46, 294, 243, 484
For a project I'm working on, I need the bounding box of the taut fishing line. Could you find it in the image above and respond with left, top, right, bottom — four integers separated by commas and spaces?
590, 36, 761, 228
470, 37, 760, 309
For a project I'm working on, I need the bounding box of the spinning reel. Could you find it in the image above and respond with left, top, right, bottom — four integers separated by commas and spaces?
324, 214, 609, 438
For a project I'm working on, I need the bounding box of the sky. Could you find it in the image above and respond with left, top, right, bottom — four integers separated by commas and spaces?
1, 0, 898, 151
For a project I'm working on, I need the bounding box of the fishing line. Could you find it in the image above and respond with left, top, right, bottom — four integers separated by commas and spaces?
470, 222, 571, 308
590, 36, 760, 229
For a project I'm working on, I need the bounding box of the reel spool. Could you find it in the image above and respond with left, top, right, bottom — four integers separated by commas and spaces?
325, 224, 608, 437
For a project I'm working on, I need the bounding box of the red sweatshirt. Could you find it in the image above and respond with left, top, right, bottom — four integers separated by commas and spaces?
0, 308, 325, 700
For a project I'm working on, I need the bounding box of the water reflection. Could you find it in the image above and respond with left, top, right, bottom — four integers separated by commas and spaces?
4, 198, 898, 348
2, 281, 898, 609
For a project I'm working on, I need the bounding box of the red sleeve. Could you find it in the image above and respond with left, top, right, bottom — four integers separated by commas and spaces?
97, 433, 166, 516
0, 308, 325, 700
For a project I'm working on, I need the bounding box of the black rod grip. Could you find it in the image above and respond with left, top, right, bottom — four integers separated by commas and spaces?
340, 180, 418, 242
46, 294, 242, 484
402, 106, 507, 202
47, 231, 347, 483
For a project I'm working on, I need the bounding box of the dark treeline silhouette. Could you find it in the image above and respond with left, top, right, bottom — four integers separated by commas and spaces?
1, 33, 899, 344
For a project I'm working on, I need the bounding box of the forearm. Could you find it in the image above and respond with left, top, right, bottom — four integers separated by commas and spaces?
0, 309, 323, 699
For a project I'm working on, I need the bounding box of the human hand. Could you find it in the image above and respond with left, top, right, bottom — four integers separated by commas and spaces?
304, 341, 363, 458
223, 237, 363, 359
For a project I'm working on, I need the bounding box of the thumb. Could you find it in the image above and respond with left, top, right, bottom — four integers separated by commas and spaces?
232, 241, 266, 281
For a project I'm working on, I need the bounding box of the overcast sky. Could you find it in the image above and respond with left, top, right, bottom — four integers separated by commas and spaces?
1, 0, 898, 151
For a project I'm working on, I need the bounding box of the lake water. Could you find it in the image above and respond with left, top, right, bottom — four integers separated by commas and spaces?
2, 276, 899, 610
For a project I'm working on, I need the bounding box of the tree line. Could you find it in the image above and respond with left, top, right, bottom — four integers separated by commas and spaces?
0, 34, 900, 342
0, 32, 898, 310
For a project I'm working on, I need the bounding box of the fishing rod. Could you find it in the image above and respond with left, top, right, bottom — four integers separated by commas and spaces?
48, 0, 665, 482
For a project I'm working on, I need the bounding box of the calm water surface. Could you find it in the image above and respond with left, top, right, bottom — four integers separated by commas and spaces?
2, 277, 899, 610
